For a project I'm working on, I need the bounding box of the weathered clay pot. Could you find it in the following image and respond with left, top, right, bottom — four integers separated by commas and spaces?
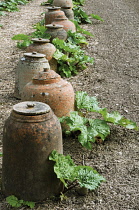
45, 6, 65, 25
52, 16, 76, 32
2, 101, 63, 201
53, 0, 73, 9
14, 52, 50, 99
26, 38, 56, 61
21, 68, 75, 118
45, 24, 67, 41
61, 7, 74, 20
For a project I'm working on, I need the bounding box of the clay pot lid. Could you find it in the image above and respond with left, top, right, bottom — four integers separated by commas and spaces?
61, 7, 71, 9
45, 24, 64, 29
31, 38, 50, 43
13, 101, 50, 115
33, 68, 61, 84
24, 52, 46, 58
47, 6, 61, 10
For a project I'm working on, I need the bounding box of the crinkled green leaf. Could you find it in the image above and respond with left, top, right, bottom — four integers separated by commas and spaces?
52, 38, 94, 77
49, 150, 105, 190
60, 111, 93, 149
100, 110, 123, 123
88, 119, 110, 140
76, 166, 105, 190
52, 38, 81, 53
67, 30, 88, 45
32, 23, 50, 39
76, 91, 101, 112
60, 112, 110, 149
61, 111, 88, 133
76, 91, 138, 131
100, 109, 138, 130
118, 117, 138, 130
49, 150, 76, 187
6, 195, 23, 208
53, 49, 69, 61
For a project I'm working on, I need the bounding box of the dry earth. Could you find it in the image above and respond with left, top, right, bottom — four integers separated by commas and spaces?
0, 0, 139, 209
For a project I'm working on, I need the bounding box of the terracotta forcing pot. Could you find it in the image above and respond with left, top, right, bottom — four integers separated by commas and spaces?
21, 68, 75, 118
2, 101, 63, 201
53, 0, 73, 9
52, 16, 76, 32
26, 38, 56, 61
14, 52, 50, 99
61, 7, 74, 20
45, 24, 67, 41
26, 38, 57, 71
45, 6, 65, 25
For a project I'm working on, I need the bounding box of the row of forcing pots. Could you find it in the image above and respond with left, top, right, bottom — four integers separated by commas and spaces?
2, 0, 79, 202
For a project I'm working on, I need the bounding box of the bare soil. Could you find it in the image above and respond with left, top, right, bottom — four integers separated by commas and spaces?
0, 0, 139, 209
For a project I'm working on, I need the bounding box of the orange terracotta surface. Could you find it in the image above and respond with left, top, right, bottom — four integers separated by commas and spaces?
45, 6, 65, 25
2, 101, 63, 201
21, 69, 75, 118
52, 16, 76, 32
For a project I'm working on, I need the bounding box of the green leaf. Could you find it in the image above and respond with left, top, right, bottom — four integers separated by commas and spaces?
6, 195, 23, 208
6, 195, 35, 208
100, 110, 123, 124
88, 119, 110, 141
73, 5, 92, 24
90, 14, 104, 22
100, 109, 138, 130
12, 33, 30, 40
76, 91, 101, 112
53, 49, 68, 61
49, 150, 105, 190
32, 23, 50, 39
67, 30, 88, 45
73, 0, 86, 6
0, 152, 2, 157
76, 166, 105, 190
75, 91, 138, 131
60, 112, 110, 149
23, 201, 35, 208
52, 38, 94, 77
118, 117, 138, 130
49, 150, 76, 187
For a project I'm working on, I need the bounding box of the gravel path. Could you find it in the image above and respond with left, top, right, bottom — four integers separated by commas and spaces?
0, 0, 139, 209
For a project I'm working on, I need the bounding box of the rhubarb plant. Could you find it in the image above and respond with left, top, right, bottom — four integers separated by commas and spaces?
0, 0, 30, 13
52, 37, 94, 77
49, 150, 105, 191
60, 91, 138, 149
